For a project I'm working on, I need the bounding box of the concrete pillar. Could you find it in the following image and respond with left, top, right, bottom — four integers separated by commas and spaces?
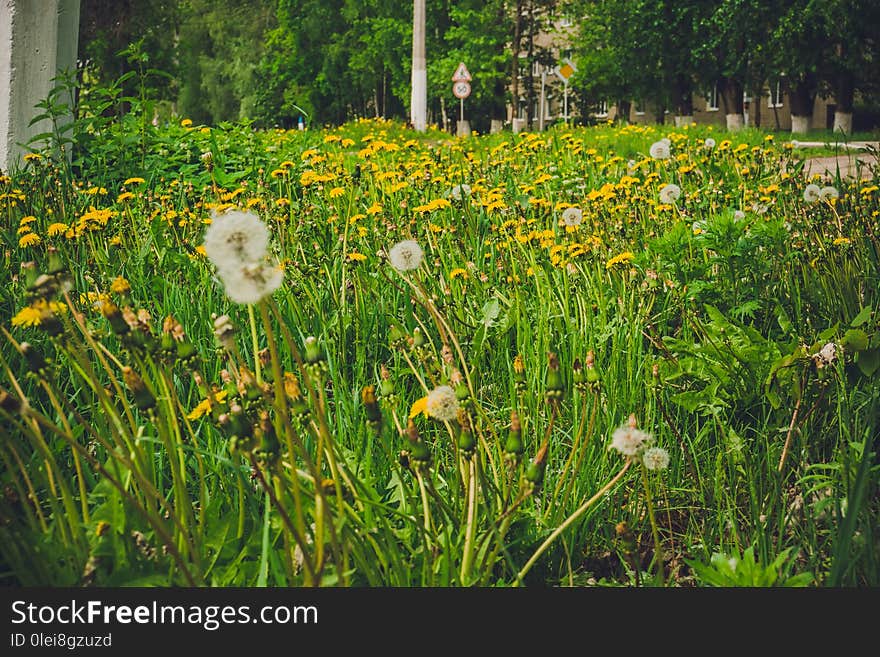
512, 118, 527, 134
0, 0, 80, 173
410, 0, 426, 132
456, 120, 470, 137
490, 119, 503, 134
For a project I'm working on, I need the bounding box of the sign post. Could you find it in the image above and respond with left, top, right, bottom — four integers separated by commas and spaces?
451, 62, 472, 137
554, 58, 577, 124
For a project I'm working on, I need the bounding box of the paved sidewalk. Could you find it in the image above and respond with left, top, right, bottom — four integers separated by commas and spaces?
794, 142, 878, 181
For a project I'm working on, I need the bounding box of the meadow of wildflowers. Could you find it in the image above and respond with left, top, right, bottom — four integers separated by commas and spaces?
2, 113, 879, 587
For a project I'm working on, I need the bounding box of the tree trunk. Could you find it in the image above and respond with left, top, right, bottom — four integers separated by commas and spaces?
510, 0, 523, 121
719, 77, 744, 131
616, 99, 631, 124
833, 70, 855, 135
789, 75, 816, 134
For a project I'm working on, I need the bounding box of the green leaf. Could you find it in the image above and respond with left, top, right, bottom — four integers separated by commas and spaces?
842, 328, 869, 352
850, 306, 872, 327
856, 348, 880, 377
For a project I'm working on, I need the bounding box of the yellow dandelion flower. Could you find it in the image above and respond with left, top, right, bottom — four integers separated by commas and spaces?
117, 191, 134, 203
194, 245, 207, 257
187, 390, 229, 420
341, 138, 355, 148
409, 396, 428, 419
23, 153, 43, 162
329, 187, 346, 198
17, 225, 32, 235
19, 215, 37, 226
833, 237, 851, 246
47, 222, 68, 236
19, 233, 41, 248
606, 251, 635, 269
276, 198, 290, 207
12, 300, 68, 328
347, 252, 367, 262
109, 235, 122, 247
366, 202, 383, 215
449, 268, 468, 280
200, 127, 210, 134
180, 118, 193, 127
124, 177, 145, 185
110, 276, 131, 295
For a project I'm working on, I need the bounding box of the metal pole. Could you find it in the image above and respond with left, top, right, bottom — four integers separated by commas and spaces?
564, 82, 568, 124
460, 97, 464, 123
538, 70, 546, 131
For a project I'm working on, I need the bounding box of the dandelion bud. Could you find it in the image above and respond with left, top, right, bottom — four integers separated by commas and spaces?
441, 343, 454, 365
0, 387, 23, 414
411, 327, 425, 348
388, 324, 406, 348
284, 373, 309, 418
122, 367, 155, 411
21, 261, 38, 290
504, 409, 523, 458
19, 342, 48, 374
46, 247, 66, 276
256, 411, 280, 462
525, 441, 548, 487
406, 420, 431, 463
585, 350, 600, 385
573, 358, 587, 391
512, 354, 526, 387
304, 336, 324, 364
456, 408, 475, 454
101, 301, 130, 336
361, 385, 382, 430
545, 352, 564, 402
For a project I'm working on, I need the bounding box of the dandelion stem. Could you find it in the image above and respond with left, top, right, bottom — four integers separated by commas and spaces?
515, 460, 630, 585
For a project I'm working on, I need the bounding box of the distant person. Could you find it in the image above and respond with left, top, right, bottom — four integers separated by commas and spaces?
298, 116, 305, 131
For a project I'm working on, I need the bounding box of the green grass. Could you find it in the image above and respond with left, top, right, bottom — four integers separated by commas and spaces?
1, 97, 879, 587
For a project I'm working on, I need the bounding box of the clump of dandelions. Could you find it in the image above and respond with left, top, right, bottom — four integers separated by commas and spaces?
562, 206, 583, 227
425, 385, 459, 422
649, 140, 670, 160
388, 240, 424, 272
203, 209, 283, 304
659, 183, 681, 204
609, 413, 654, 457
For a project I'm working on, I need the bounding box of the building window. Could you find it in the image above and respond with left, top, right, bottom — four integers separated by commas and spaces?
768, 79, 783, 108
706, 84, 719, 111
596, 100, 608, 117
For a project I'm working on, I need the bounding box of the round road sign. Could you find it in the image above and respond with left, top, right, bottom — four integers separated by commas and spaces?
452, 81, 471, 99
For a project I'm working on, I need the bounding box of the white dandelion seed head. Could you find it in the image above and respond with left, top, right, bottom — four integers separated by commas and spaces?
659, 183, 681, 204
627, 159, 637, 170
813, 342, 839, 368
733, 210, 746, 221
562, 206, 583, 227
425, 385, 460, 422
203, 209, 270, 272
649, 141, 670, 160
641, 446, 670, 471
704, 137, 716, 149
609, 423, 653, 457
803, 184, 821, 203
661, 137, 671, 146
388, 240, 424, 272
449, 183, 472, 201
820, 185, 839, 201
218, 261, 284, 305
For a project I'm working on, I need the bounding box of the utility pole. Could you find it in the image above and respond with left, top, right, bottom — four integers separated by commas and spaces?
410, 0, 427, 132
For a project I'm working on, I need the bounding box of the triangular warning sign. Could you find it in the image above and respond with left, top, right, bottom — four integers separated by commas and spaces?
452, 62, 472, 82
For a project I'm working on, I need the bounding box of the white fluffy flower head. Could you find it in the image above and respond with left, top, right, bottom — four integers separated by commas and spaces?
203, 209, 269, 271
389, 240, 424, 272
813, 342, 839, 368
649, 141, 670, 160
220, 261, 284, 305
641, 446, 670, 471
562, 206, 583, 227
704, 137, 716, 149
803, 184, 821, 203
426, 385, 459, 422
609, 414, 653, 457
820, 185, 839, 201
659, 183, 681, 204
